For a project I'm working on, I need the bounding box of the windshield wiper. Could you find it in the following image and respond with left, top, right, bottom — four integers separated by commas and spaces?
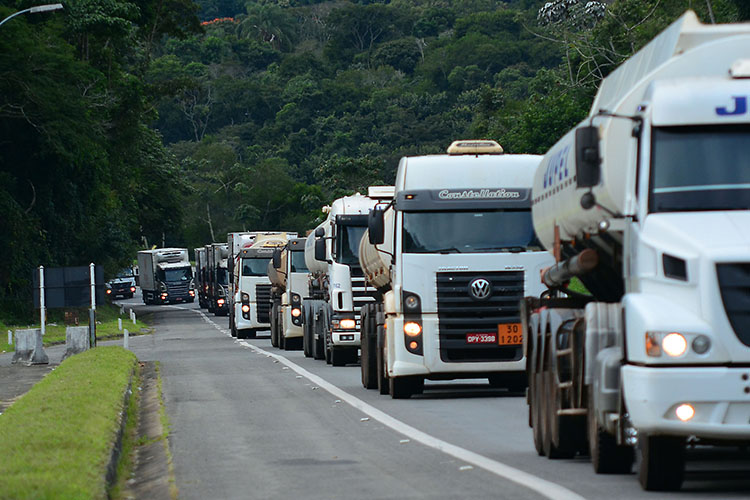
475, 246, 526, 253
431, 247, 462, 254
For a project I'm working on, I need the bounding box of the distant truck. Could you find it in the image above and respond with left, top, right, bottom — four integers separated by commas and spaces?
229, 232, 295, 339
523, 11, 750, 491
268, 238, 310, 350
304, 187, 394, 366
194, 247, 208, 308
106, 267, 136, 299
206, 243, 229, 315
360, 140, 552, 398
137, 248, 195, 305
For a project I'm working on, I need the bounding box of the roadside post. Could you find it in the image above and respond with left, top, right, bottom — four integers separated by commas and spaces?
89, 262, 96, 348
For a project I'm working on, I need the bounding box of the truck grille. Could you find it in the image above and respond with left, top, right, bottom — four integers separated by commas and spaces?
167, 282, 190, 300
351, 274, 376, 327
436, 271, 524, 363
256, 284, 272, 323
716, 263, 750, 347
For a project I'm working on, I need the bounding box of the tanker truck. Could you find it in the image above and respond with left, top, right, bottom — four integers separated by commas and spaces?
137, 248, 195, 305
303, 187, 394, 365
268, 237, 310, 350
230, 233, 292, 339
207, 243, 230, 316
360, 140, 553, 399
523, 11, 750, 491
195, 247, 209, 309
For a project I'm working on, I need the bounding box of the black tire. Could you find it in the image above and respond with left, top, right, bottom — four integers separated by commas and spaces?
270, 304, 279, 347
236, 328, 246, 339
303, 306, 312, 357
389, 376, 423, 399
637, 434, 685, 491
588, 387, 634, 474
488, 372, 526, 393
285, 337, 302, 351
361, 305, 377, 389
376, 327, 389, 395
531, 371, 545, 456
542, 345, 575, 459
313, 308, 325, 360
330, 347, 348, 367
230, 314, 237, 338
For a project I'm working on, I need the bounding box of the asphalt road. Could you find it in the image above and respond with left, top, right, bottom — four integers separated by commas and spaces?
117, 294, 750, 500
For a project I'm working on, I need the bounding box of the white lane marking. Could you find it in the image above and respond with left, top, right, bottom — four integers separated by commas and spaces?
173, 305, 586, 500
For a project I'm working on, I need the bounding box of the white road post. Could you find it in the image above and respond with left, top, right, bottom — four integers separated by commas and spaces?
132, 311, 136, 325
39, 266, 45, 336
7, 330, 12, 345
123, 329, 129, 350
118, 318, 123, 331
89, 262, 96, 347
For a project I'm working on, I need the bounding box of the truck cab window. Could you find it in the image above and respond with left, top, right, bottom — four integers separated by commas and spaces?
402, 210, 542, 254
336, 226, 366, 266
650, 124, 750, 212
290, 251, 308, 272
242, 258, 270, 276
157, 268, 192, 282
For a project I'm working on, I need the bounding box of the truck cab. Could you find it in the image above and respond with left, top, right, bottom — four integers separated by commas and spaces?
361, 141, 553, 398
269, 238, 310, 350
231, 234, 290, 339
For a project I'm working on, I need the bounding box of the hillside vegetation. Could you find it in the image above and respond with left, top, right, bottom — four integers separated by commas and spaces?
1, 0, 747, 321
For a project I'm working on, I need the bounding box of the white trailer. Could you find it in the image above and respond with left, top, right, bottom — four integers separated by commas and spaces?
137, 248, 195, 305
360, 141, 553, 398
303, 187, 394, 365
523, 11, 750, 491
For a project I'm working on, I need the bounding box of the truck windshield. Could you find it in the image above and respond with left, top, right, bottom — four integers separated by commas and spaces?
402, 210, 542, 253
336, 226, 366, 266
242, 258, 269, 276
158, 267, 192, 282
290, 251, 308, 272
217, 267, 228, 285
116, 268, 134, 278
650, 125, 750, 212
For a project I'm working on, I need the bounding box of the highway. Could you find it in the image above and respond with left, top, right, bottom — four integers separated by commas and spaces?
119, 296, 750, 500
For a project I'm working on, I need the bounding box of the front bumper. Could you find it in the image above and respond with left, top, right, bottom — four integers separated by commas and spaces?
331, 329, 360, 347
388, 315, 525, 378
623, 365, 750, 440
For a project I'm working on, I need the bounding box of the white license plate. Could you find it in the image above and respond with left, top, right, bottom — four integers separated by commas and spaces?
466, 333, 498, 344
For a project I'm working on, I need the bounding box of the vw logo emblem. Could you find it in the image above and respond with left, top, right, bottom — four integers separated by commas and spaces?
469, 278, 492, 300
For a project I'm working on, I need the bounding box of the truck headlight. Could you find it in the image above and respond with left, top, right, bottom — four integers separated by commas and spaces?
291, 308, 301, 318
339, 319, 356, 329
404, 294, 420, 310
241, 304, 250, 313
675, 404, 695, 422
645, 332, 688, 357
404, 322, 422, 336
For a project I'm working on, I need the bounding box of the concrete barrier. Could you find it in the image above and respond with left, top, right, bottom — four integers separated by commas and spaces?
62, 326, 90, 361
11, 329, 49, 366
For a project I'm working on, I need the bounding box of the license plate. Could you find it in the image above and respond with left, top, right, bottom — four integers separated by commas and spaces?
466, 333, 497, 344
498, 323, 523, 345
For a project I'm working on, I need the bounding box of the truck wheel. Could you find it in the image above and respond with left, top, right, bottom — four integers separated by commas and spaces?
531, 371, 545, 456
361, 306, 377, 389
376, 329, 389, 395
303, 310, 312, 357
331, 347, 346, 367
285, 337, 301, 351
637, 434, 685, 491
389, 376, 423, 399
313, 313, 325, 360
542, 346, 575, 459
325, 333, 332, 365
587, 387, 633, 473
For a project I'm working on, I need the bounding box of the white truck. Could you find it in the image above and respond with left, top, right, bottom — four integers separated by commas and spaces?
207, 243, 230, 316
194, 247, 209, 309
303, 187, 394, 366
137, 248, 195, 305
523, 11, 750, 491
229, 233, 293, 339
268, 237, 310, 350
360, 140, 553, 398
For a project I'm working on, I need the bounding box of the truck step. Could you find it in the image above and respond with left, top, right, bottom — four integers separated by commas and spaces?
557, 381, 573, 389
556, 348, 572, 357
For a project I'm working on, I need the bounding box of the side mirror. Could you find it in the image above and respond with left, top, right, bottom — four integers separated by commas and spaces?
314, 227, 325, 238
314, 238, 326, 262
368, 208, 385, 245
575, 126, 601, 188
272, 248, 281, 269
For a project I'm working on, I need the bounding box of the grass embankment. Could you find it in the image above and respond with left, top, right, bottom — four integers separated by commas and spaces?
0, 346, 138, 500
0, 304, 149, 353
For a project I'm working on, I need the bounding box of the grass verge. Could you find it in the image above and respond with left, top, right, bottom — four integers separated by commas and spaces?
0, 303, 149, 354
108, 362, 142, 500
0, 346, 137, 500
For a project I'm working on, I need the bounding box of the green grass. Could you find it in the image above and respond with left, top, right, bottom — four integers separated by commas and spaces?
1, 304, 149, 354
0, 346, 138, 500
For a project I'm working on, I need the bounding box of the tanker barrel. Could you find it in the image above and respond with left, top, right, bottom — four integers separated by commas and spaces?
542, 249, 598, 289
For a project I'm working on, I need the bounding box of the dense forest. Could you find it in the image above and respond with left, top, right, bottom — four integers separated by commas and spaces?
1, 0, 748, 320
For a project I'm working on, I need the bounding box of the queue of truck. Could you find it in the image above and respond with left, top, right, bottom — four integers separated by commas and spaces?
168, 11, 750, 493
